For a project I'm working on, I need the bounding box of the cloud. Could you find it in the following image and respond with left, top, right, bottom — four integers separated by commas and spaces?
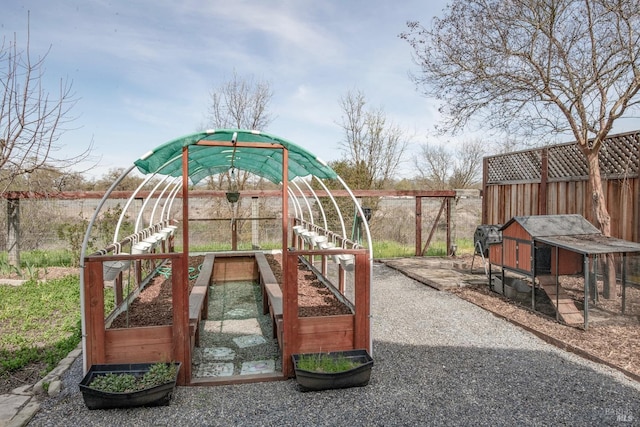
195, 1, 344, 58
2, 0, 455, 180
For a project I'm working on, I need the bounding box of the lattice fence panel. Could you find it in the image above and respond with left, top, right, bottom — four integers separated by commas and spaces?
487, 131, 640, 184
599, 133, 640, 177
547, 143, 588, 179
487, 150, 542, 182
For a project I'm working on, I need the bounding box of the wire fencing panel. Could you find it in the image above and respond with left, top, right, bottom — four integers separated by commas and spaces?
369, 194, 482, 251
186, 196, 282, 250
0, 198, 146, 253
1, 193, 483, 254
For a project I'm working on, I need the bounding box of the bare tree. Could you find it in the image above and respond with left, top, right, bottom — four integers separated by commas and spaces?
337, 89, 409, 189
450, 139, 485, 189
402, 0, 640, 297
4, 165, 88, 192
0, 17, 92, 192
1, 17, 93, 268
414, 144, 450, 190
92, 167, 145, 191
489, 137, 530, 155
206, 70, 274, 131
205, 71, 274, 194
204, 71, 275, 239
415, 139, 484, 189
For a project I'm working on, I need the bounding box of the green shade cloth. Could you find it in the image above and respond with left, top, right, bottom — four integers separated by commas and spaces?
134, 129, 337, 184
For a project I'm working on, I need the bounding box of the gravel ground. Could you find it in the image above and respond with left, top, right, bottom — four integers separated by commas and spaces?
29, 263, 640, 426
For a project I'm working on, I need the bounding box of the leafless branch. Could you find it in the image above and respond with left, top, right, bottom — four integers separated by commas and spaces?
0, 14, 92, 192
337, 89, 410, 188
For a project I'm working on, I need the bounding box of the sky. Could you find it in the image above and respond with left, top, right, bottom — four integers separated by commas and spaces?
1, 0, 453, 180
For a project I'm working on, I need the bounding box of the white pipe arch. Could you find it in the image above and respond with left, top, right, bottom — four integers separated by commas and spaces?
162, 181, 183, 221
112, 172, 159, 243
134, 175, 172, 232
149, 177, 180, 226
287, 187, 303, 222
312, 175, 347, 238
297, 177, 328, 231
290, 179, 314, 226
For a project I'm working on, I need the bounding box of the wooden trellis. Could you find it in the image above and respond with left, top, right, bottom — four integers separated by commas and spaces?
486, 132, 639, 183
482, 130, 640, 243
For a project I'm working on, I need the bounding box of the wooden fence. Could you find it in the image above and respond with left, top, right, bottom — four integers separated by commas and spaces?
482, 130, 640, 243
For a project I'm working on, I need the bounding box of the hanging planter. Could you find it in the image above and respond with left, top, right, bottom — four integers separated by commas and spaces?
225, 167, 240, 204
303, 231, 318, 246
225, 191, 240, 203
313, 235, 328, 248
161, 226, 176, 237
338, 254, 355, 271
292, 349, 373, 391
103, 257, 130, 281
103, 243, 130, 281
142, 234, 161, 249
319, 240, 336, 250
132, 242, 153, 254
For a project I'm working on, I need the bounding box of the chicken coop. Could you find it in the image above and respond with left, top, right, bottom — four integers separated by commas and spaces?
488, 214, 640, 328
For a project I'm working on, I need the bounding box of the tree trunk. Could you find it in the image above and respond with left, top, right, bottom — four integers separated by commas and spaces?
585, 150, 616, 299
7, 198, 20, 268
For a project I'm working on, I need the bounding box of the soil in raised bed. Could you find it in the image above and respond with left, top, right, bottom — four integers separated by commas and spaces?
108, 253, 350, 329
264, 253, 352, 317
109, 256, 203, 328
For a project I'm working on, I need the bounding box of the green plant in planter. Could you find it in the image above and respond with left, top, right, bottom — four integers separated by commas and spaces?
296, 353, 361, 373
88, 363, 178, 393
139, 362, 178, 389
89, 372, 137, 393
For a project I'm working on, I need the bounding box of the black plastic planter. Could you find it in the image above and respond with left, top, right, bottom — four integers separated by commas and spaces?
79, 362, 181, 410
292, 349, 373, 391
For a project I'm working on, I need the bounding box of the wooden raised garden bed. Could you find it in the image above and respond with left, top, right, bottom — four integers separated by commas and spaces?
263, 253, 356, 356
84, 250, 368, 384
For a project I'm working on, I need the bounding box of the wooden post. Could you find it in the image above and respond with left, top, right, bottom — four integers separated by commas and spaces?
635, 139, 640, 242
415, 196, 422, 256
353, 251, 370, 351
539, 147, 549, 215
135, 260, 142, 287
84, 259, 106, 366
281, 147, 291, 377
283, 250, 298, 378
322, 251, 327, 277
114, 274, 123, 305
171, 255, 189, 385
180, 146, 191, 384
446, 197, 452, 256
583, 254, 590, 329
231, 218, 237, 251
482, 157, 489, 225
251, 196, 259, 248
7, 198, 20, 268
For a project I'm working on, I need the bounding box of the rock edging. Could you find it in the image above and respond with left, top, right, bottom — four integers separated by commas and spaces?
0, 343, 81, 427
